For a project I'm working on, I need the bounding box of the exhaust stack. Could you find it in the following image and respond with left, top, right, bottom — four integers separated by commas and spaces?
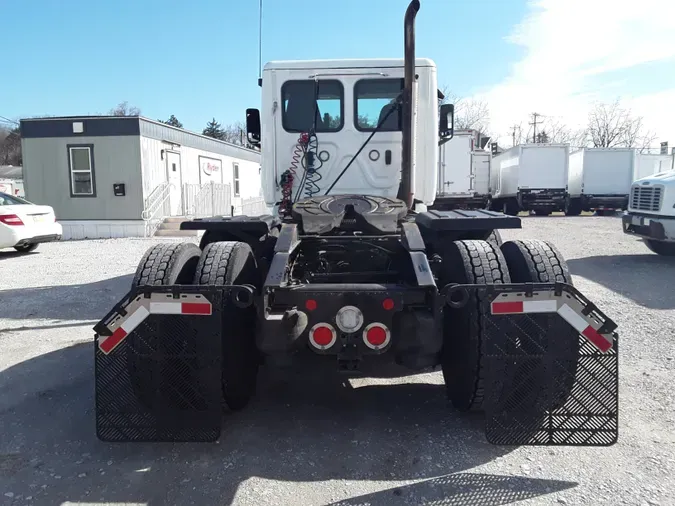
397, 0, 420, 209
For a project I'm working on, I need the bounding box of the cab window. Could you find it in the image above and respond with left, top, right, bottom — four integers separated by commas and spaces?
281, 80, 344, 133
354, 78, 404, 131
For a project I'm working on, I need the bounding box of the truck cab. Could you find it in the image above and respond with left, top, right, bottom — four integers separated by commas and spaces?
623, 168, 675, 255
246, 58, 447, 213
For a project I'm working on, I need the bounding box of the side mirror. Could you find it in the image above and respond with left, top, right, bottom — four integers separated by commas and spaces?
246, 108, 261, 146
439, 103, 454, 140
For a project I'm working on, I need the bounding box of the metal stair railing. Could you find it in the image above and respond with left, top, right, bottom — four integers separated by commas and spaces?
141, 182, 172, 237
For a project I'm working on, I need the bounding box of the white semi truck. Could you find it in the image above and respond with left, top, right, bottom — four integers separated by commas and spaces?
623, 165, 675, 256
431, 130, 491, 210
490, 144, 570, 216
90, 0, 619, 447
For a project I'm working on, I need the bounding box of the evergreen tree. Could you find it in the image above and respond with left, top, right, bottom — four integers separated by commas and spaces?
202, 118, 225, 140
161, 115, 183, 128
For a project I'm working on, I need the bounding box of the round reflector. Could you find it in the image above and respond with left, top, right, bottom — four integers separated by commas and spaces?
382, 298, 395, 310
305, 299, 317, 311
363, 323, 390, 350
309, 323, 337, 350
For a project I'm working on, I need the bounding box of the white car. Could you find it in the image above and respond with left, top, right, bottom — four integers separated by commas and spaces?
0, 192, 62, 253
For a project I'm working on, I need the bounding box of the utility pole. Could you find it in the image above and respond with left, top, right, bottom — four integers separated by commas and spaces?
530, 112, 543, 143
510, 125, 520, 147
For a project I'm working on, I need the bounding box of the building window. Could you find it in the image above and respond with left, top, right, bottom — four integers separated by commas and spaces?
281, 80, 344, 133
233, 162, 240, 196
354, 78, 404, 132
67, 144, 96, 197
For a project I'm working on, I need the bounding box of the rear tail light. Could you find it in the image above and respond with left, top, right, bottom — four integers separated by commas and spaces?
363, 323, 390, 350
0, 214, 24, 226
309, 323, 337, 350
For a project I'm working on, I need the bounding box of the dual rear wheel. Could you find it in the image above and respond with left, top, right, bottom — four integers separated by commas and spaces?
439, 238, 579, 413
128, 240, 259, 412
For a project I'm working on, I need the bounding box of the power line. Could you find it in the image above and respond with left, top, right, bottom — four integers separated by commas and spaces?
0, 115, 19, 126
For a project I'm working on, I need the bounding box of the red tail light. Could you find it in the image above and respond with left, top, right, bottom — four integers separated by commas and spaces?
309, 323, 337, 350
363, 323, 390, 350
0, 214, 24, 226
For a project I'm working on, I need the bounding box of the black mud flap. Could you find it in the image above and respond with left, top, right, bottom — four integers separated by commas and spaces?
93, 285, 254, 442
444, 282, 619, 446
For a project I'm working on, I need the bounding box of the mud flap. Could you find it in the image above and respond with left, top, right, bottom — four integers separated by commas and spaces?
93, 285, 253, 442
444, 282, 619, 446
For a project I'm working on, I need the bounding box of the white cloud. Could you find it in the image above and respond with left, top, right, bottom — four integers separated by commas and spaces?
477, 0, 675, 148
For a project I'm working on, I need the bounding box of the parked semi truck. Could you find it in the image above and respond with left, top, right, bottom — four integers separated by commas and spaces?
93, 0, 618, 446
431, 130, 490, 210
489, 144, 570, 216
623, 169, 675, 255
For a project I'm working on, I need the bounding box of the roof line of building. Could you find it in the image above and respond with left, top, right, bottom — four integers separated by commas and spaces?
20, 115, 260, 156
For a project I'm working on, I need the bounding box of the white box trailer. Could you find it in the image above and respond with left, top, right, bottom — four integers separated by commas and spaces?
566, 148, 632, 215
490, 143, 570, 216
431, 131, 491, 210
634, 153, 674, 181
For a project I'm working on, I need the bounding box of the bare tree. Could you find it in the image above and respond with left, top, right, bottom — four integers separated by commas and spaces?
0, 126, 22, 165
108, 101, 141, 116
587, 99, 654, 151
222, 121, 247, 146
543, 118, 588, 147
439, 86, 491, 136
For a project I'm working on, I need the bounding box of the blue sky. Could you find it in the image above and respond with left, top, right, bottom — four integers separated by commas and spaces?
4, 0, 675, 146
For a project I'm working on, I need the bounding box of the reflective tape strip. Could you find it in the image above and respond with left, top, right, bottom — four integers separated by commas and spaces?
149, 302, 182, 314
149, 301, 212, 315
99, 305, 150, 354
181, 302, 212, 315
558, 303, 612, 353
491, 299, 558, 315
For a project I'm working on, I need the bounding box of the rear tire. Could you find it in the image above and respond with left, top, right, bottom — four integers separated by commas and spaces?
499, 239, 579, 410
193, 241, 260, 411
534, 209, 551, 217
486, 230, 503, 248
14, 243, 38, 253
503, 199, 520, 216
564, 198, 582, 216
644, 239, 675, 256
127, 242, 202, 409
440, 239, 511, 412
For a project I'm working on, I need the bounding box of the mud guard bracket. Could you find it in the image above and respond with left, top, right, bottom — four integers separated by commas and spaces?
93, 285, 252, 443
443, 282, 619, 446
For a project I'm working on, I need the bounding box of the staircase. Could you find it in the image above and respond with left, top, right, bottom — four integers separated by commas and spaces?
153, 217, 200, 237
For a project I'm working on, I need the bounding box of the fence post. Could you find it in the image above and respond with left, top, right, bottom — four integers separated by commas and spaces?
210, 181, 215, 217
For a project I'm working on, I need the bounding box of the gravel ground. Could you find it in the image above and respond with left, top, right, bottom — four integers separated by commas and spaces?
0, 216, 674, 506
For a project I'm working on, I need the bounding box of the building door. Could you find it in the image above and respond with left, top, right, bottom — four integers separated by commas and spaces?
166, 151, 183, 216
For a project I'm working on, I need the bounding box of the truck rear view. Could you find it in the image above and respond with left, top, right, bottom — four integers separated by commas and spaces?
432, 130, 491, 210
566, 148, 633, 216
490, 144, 569, 216
91, 0, 619, 448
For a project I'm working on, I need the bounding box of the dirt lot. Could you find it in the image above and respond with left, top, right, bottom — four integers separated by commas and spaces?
1, 216, 674, 506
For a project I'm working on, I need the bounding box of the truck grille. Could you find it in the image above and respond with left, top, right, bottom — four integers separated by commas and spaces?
630, 185, 662, 212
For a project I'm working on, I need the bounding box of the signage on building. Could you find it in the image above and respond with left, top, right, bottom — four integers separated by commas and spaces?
200, 158, 222, 176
